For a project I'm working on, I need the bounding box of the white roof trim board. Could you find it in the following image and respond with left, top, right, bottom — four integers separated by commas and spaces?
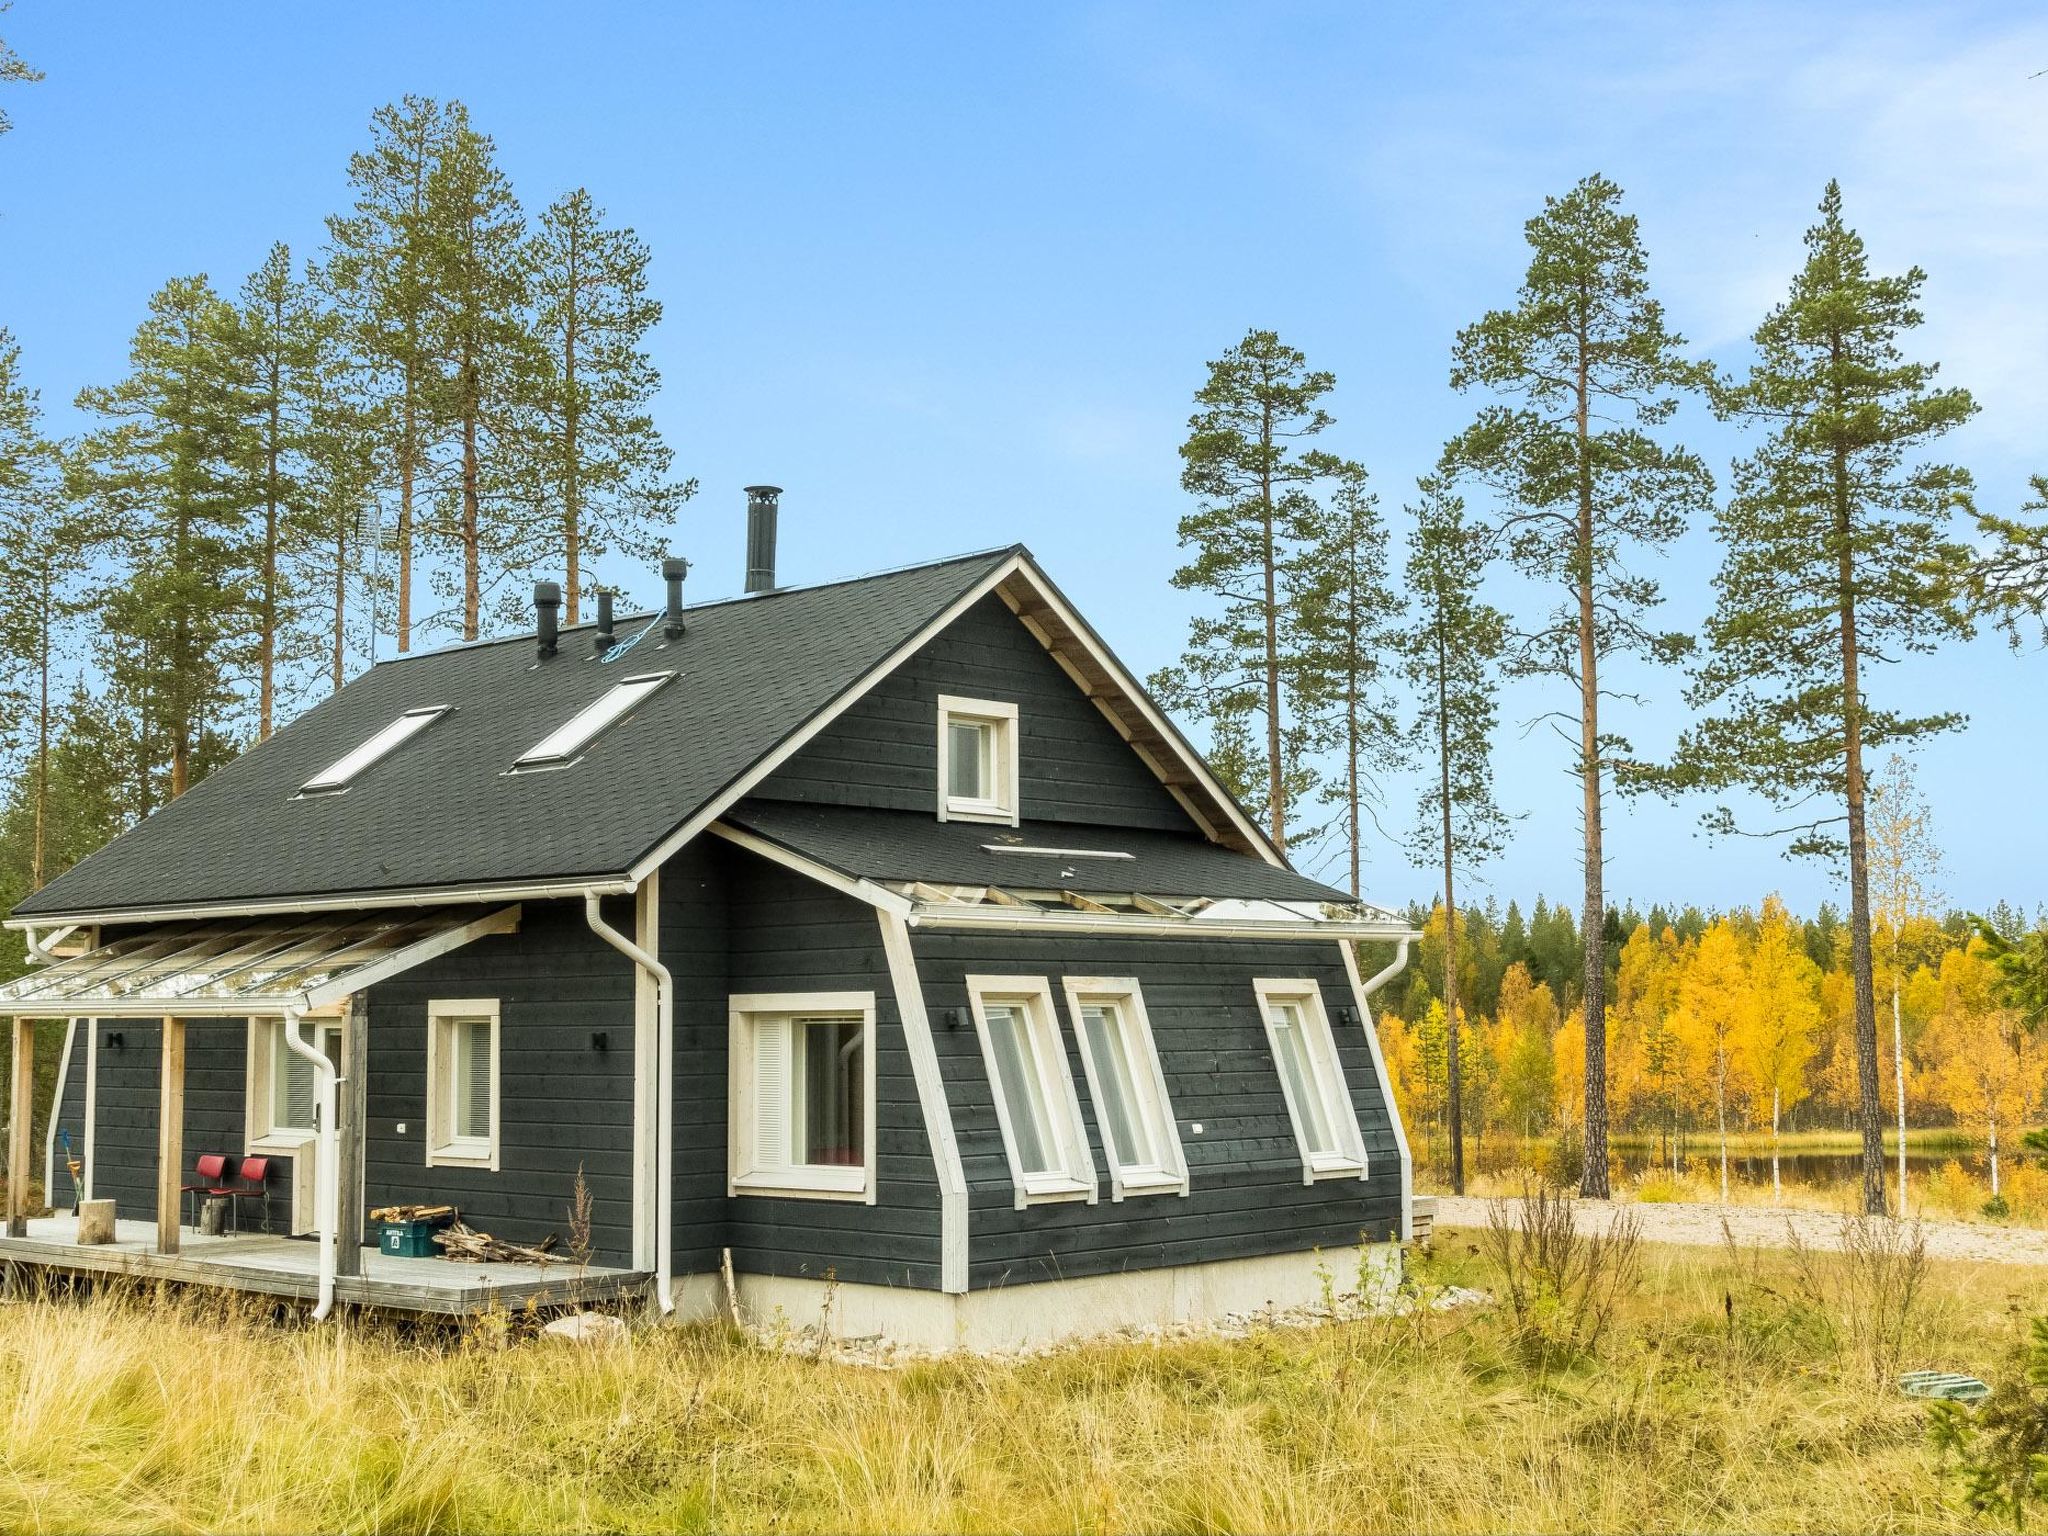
0, 905, 522, 1018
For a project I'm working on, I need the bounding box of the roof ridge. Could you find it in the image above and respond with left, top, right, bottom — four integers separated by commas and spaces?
375, 545, 1028, 666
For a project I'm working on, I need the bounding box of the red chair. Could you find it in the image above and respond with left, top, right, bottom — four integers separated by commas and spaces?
225, 1157, 272, 1234
179, 1153, 234, 1231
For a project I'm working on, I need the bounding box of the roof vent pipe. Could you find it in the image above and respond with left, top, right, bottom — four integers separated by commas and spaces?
593, 590, 615, 654
535, 581, 561, 659
744, 485, 781, 594
662, 557, 689, 640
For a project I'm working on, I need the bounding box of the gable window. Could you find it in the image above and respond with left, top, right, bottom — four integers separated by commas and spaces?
1253, 979, 1366, 1183
512, 672, 674, 772
426, 999, 499, 1169
246, 1017, 343, 1149
966, 975, 1094, 1206
299, 706, 448, 795
1061, 978, 1187, 1198
729, 992, 877, 1201
936, 695, 1019, 824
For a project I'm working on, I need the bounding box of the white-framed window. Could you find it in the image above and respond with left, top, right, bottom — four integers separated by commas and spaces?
729, 992, 878, 1202
512, 672, 674, 772
1253, 978, 1367, 1183
245, 1016, 344, 1150
936, 695, 1019, 825
966, 975, 1095, 1207
298, 706, 449, 796
1060, 977, 1187, 1199
426, 999, 500, 1169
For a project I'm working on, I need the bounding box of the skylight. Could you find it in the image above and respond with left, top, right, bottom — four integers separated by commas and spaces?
513, 672, 674, 771
299, 707, 449, 795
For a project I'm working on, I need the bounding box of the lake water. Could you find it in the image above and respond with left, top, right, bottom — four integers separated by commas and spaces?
1462, 1136, 1987, 1193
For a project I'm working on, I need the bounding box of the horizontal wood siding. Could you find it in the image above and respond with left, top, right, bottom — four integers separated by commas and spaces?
81, 1019, 298, 1234
704, 843, 942, 1289
364, 899, 638, 1267
662, 838, 730, 1276
911, 931, 1403, 1289
754, 593, 1196, 832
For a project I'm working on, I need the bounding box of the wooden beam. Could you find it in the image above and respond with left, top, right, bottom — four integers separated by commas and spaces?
334, 997, 368, 1278
7, 1017, 33, 1237
156, 1017, 184, 1256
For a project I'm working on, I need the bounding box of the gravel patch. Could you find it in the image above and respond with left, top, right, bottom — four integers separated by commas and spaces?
1433, 1193, 2048, 1266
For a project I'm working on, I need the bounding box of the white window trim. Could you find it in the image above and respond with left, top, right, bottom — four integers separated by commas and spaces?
243, 1015, 344, 1154
936, 695, 1020, 826
965, 974, 1096, 1209
297, 705, 449, 796
1253, 978, 1367, 1185
1061, 976, 1188, 1200
425, 998, 501, 1170
727, 990, 879, 1204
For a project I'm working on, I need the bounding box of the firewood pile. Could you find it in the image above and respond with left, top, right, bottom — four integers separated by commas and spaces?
434, 1220, 559, 1266
368, 1203, 456, 1223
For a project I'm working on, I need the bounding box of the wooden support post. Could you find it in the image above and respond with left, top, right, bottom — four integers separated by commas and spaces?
156, 1017, 184, 1256
7, 1017, 33, 1238
335, 998, 368, 1279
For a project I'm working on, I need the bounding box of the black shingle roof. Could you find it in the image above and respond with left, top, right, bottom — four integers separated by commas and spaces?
17, 549, 1020, 919
722, 800, 1355, 905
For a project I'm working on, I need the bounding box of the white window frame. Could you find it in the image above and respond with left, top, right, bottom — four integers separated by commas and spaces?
1061, 977, 1187, 1200
511, 671, 675, 773
1253, 978, 1367, 1184
425, 998, 500, 1170
297, 706, 449, 796
728, 991, 879, 1202
936, 695, 1020, 825
244, 1014, 344, 1153
965, 974, 1095, 1208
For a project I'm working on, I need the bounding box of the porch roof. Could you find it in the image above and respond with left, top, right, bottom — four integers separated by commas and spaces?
0, 904, 521, 1018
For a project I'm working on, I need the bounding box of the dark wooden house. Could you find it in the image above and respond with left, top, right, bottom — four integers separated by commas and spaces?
1, 502, 1417, 1347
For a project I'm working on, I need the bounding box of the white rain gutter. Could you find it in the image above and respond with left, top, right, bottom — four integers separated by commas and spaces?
3, 877, 635, 932
1357, 934, 1415, 999
584, 891, 674, 1314
907, 908, 1419, 943
279, 1006, 338, 1320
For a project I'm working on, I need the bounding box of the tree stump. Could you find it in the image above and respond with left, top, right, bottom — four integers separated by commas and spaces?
76, 1199, 116, 1245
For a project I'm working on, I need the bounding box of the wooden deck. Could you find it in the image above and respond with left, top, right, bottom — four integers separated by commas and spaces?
0, 1215, 649, 1315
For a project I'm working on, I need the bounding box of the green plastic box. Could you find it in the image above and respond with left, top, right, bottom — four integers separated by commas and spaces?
378, 1218, 446, 1258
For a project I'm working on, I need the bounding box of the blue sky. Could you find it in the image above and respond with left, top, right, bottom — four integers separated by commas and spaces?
2, 2, 2043, 917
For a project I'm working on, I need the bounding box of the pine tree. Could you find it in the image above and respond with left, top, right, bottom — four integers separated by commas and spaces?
1669, 181, 1977, 1216
1154, 329, 1351, 851
0, 329, 86, 889
74, 276, 259, 800
293, 278, 378, 693
229, 244, 325, 737
1969, 476, 2048, 645
1447, 174, 1714, 1200
0, 3, 38, 140
1399, 474, 1511, 1194
419, 117, 535, 641
523, 188, 693, 622
324, 96, 462, 654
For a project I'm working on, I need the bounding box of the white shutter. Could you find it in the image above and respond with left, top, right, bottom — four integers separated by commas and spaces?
752, 1016, 793, 1173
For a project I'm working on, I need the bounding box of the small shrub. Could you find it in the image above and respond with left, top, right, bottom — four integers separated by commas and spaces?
1633, 1174, 1687, 1204
1785, 1214, 1930, 1390
1479, 1179, 1643, 1368
1983, 1193, 2012, 1221
1932, 1314, 2048, 1525
1923, 1159, 1982, 1219
1541, 1127, 1585, 1190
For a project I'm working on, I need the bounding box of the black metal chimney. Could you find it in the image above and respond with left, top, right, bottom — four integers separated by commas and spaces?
593, 590, 615, 654
662, 557, 690, 640
535, 581, 561, 659
745, 485, 782, 594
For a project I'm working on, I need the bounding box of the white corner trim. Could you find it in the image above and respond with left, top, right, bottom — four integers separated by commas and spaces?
963, 973, 1097, 1210
878, 912, 969, 1293
1058, 976, 1188, 1201
706, 823, 913, 917
1340, 939, 1413, 1242
1252, 977, 1368, 1186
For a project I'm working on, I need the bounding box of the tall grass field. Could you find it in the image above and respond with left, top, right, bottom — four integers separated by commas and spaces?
0, 1223, 2037, 1534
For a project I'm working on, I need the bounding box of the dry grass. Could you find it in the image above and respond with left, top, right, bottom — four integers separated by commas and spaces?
0, 1231, 2037, 1534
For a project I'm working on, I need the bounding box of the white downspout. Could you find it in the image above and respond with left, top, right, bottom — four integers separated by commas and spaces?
25, 924, 78, 966
1359, 935, 1414, 1000
585, 891, 674, 1314
280, 1007, 338, 1320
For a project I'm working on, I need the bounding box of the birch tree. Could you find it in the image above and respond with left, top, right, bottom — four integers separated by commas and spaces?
1446, 173, 1714, 1199
1669, 181, 1977, 1217
1867, 752, 1943, 1209
1737, 895, 1822, 1202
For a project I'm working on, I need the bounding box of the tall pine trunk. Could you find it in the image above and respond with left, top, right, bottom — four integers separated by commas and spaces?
31, 585, 49, 890
562, 222, 583, 624
461, 352, 480, 640
1438, 626, 1464, 1196
1575, 320, 1611, 1200
331, 524, 348, 692
259, 347, 281, 739
1835, 438, 1888, 1217
398, 381, 415, 653
1259, 402, 1284, 852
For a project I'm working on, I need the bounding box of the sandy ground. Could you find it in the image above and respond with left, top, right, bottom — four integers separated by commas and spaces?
1433, 1194, 2048, 1267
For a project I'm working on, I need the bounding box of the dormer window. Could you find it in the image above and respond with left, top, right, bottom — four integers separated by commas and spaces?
298, 706, 449, 796
936, 695, 1018, 825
